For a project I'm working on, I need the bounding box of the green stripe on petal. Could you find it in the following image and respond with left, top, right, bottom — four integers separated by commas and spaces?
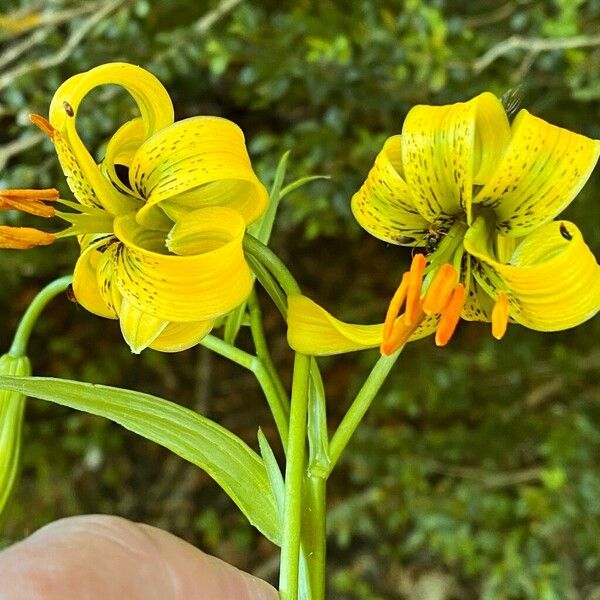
465, 218, 600, 331
474, 110, 600, 237
287, 295, 437, 355
351, 135, 429, 245
48, 63, 174, 215
113, 209, 252, 323
119, 297, 169, 354
149, 321, 214, 353
402, 92, 510, 224
131, 116, 268, 226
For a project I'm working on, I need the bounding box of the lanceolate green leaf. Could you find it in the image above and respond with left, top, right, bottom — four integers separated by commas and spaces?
0, 375, 281, 546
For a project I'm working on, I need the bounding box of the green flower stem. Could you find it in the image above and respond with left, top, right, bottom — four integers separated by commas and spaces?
279, 352, 310, 600
9, 275, 73, 357
246, 254, 288, 318
326, 350, 402, 477
301, 474, 327, 599
200, 335, 289, 448
243, 234, 302, 297
248, 291, 290, 416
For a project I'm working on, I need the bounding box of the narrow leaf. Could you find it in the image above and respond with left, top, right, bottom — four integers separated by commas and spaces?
0, 375, 281, 545
279, 175, 330, 200
257, 428, 285, 520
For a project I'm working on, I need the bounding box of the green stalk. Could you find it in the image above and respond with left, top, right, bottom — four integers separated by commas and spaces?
243, 234, 301, 297
279, 352, 310, 599
9, 275, 73, 357
301, 475, 327, 599
248, 291, 290, 416
200, 334, 289, 449
326, 351, 402, 477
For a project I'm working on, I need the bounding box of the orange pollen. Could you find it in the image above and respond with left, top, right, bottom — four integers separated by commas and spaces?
404, 253, 427, 326
491, 292, 510, 340
435, 284, 466, 347
0, 188, 59, 218
422, 264, 459, 315
0, 226, 56, 250
29, 113, 56, 139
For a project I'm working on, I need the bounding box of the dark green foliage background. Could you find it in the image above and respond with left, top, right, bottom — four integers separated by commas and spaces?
1, 1, 600, 598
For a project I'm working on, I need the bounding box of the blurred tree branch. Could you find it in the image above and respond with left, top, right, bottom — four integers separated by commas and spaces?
0, 0, 124, 93
473, 33, 600, 74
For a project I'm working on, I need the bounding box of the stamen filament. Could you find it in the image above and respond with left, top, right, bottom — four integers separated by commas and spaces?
491, 292, 510, 340
435, 284, 466, 347
405, 253, 427, 326
422, 264, 459, 315
383, 272, 409, 340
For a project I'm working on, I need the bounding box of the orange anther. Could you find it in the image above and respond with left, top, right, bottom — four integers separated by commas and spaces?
383, 272, 409, 340
491, 292, 510, 340
422, 264, 459, 315
0, 188, 59, 218
0, 226, 55, 249
404, 253, 427, 326
435, 284, 466, 347
29, 113, 56, 139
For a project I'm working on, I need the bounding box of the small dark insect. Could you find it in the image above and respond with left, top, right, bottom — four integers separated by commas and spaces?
560, 223, 573, 241
66, 285, 78, 304
63, 101, 74, 117
500, 85, 524, 120
424, 225, 448, 254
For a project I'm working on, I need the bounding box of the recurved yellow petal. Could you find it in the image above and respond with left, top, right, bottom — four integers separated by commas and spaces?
474, 110, 600, 237
119, 297, 169, 354
465, 218, 600, 331
47, 63, 174, 216
351, 135, 428, 245
287, 295, 436, 355
402, 92, 510, 224
132, 116, 268, 227
72, 236, 120, 319
101, 118, 147, 197
149, 321, 214, 353
113, 208, 252, 322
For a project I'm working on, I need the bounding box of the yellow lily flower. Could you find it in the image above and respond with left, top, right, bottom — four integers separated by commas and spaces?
4, 63, 268, 353
288, 92, 600, 355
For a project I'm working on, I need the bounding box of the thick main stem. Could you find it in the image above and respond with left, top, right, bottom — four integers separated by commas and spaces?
301, 475, 327, 599
279, 352, 310, 599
